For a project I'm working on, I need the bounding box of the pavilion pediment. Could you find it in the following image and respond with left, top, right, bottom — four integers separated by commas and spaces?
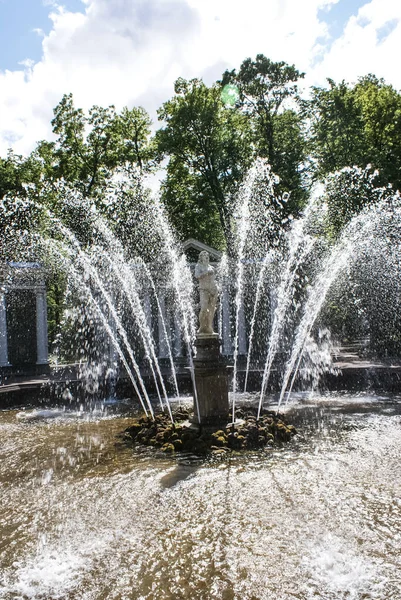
182, 239, 222, 262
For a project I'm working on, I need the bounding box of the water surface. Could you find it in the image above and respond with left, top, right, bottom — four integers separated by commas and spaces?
1, 394, 400, 599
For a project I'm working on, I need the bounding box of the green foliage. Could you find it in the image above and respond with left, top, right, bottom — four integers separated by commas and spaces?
271, 110, 308, 211
0, 194, 46, 262
322, 165, 393, 239
354, 75, 401, 189
307, 75, 401, 190
159, 157, 226, 249
100, 167, 165, 262
221, 54, 308, 212
1, 95, 156, 257
156, 77, 254, 252
37, 179, 99, 247
305, 79, 364, 176
0, 150, 44, 199
222, 54, 304, 118
36, 94, 154, 198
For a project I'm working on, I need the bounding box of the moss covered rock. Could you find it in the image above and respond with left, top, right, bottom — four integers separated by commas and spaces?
124, 406, 297, 455
161, 443, 175, 453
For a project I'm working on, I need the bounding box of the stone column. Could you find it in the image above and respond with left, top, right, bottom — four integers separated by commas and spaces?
0, 289, 10, 367
221, 286, 232, 355
157, 293, 169, 359
270, 288, 277, 330
36, 289, 49, 365
143, 293, 152, 331
173, 313, 183, 357
238, 300, 247, 355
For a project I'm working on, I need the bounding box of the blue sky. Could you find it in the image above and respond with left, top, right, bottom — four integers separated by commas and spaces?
319, 0, 366, 37
0, 0, 84, 70
317, 0, 367, 48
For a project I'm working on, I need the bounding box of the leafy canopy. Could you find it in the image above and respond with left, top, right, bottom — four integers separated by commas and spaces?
157, 77, 254, 251
221, 54, 308, 213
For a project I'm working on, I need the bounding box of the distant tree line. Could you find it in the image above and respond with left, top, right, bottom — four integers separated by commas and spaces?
1, 54, 401, 251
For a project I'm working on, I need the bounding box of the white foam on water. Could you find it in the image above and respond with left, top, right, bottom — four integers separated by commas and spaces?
303, 535, 387, 599
1, 403, 400, 600
2, 550, 86, 599
16, 409, 66, 421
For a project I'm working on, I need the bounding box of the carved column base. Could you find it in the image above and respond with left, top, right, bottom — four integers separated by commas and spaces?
193, 334, 229, 426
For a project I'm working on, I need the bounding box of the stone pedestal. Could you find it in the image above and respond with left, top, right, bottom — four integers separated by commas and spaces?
193, 334, 229, 426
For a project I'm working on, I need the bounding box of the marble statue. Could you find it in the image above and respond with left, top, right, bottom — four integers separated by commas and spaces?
195, 251, 218, 335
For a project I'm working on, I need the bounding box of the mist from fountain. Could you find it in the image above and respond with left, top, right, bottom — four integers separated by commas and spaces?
255, 195, 318, 417
243, 249, 273, 392
1, 175, 197, 419
230, 167, 252, 423
2, 164, 401, 600
136, 257, 180, 400
277, 194, 401, 408
2, 162, 401, 420
40, 230, 156, 417
222, 162, 401, 416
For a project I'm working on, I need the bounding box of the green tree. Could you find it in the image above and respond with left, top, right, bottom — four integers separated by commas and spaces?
307, 75, 401, 190
159, 157, 226, 249
307, 78, 367, 178
36, 94, 154, 198
156, 77, 254, 252
354, 75, 401, 189
221, 54, 307, 212
321, 165, 393, 239
0, 150, 44, 199
1, 95, 155, 215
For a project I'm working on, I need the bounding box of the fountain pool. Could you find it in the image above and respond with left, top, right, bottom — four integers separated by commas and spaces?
2, 162, 401, 598
1, 392, 400, 599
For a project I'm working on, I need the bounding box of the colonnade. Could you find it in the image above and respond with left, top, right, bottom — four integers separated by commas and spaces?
1, 282, 246, 371
0, 284, 49, 369
35, 289, 49, 365
1, 256, 250, 372
0, 288, 9, 367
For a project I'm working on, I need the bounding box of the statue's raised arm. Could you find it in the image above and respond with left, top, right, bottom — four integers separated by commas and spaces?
195, 251, 218, 335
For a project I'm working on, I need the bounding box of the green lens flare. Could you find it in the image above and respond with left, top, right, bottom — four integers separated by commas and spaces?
220, 84, 239, 106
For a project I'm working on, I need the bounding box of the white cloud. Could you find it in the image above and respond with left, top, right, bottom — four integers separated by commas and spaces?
0, 0, 400, 157
310, 0, 401, 87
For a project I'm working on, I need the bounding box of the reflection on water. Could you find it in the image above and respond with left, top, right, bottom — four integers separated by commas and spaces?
0, 393, 400, 599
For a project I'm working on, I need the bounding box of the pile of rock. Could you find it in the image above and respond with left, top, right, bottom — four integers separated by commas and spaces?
124, 406, 297, 455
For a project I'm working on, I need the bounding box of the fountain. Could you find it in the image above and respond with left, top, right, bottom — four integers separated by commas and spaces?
0, 162, 401, 599
1, 162, 401, 409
